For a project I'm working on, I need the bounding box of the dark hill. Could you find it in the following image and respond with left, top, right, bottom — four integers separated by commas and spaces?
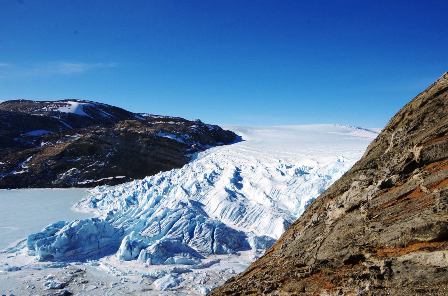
0, 99, 239, 188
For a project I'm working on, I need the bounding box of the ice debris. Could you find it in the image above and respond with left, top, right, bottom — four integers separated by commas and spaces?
28, 218, 123, 261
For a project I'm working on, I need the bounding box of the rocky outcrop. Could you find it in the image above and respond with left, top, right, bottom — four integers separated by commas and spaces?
0, 99, 238, 188
212, 73, 448, 295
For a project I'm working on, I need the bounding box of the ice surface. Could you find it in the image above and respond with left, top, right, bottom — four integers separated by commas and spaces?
28, 218, 123, 261
153, 274, 183, 291
21, 125, 376, 293
0, 189, 91, 250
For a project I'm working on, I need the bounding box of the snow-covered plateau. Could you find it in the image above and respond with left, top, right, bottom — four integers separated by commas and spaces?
0, 125, 377, 295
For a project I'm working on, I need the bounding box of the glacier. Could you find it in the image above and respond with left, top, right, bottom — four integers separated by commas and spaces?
22, 125, 377, 294
27, 218, 122, 262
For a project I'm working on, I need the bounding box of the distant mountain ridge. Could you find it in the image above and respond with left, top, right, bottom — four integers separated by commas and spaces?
0, 99, 239, 188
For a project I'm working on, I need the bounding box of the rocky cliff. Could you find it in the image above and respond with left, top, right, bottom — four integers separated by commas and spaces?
0, 99, 238, 188
212, 73, 448, 295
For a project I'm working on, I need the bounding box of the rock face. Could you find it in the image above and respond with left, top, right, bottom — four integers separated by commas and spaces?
212, 74, 448, 295
0, 99, 238, 188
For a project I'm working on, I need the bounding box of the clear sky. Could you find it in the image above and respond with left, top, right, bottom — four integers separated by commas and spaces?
0, 0, 447, 127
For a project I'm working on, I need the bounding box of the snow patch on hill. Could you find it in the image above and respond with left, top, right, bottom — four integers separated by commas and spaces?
56, 101, 92, 117
22, 129, 52, 137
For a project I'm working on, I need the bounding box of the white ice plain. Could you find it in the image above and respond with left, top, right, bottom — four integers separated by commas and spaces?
0, 189, 91, 250
0, 125, 377, 295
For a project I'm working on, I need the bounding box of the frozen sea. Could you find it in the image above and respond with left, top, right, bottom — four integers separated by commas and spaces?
0, 189, 92, 250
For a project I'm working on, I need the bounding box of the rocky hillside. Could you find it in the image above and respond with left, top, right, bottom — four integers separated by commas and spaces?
0, 99, 238, 188
212, 74, 448, 295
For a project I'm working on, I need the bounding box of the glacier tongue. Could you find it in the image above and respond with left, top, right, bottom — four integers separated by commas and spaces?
26, 125, 377, 291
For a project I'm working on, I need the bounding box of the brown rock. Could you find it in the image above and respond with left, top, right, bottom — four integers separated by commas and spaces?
0, 100, 238, 188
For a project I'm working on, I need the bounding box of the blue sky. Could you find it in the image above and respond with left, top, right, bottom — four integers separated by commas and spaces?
0, 0, 447, 127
